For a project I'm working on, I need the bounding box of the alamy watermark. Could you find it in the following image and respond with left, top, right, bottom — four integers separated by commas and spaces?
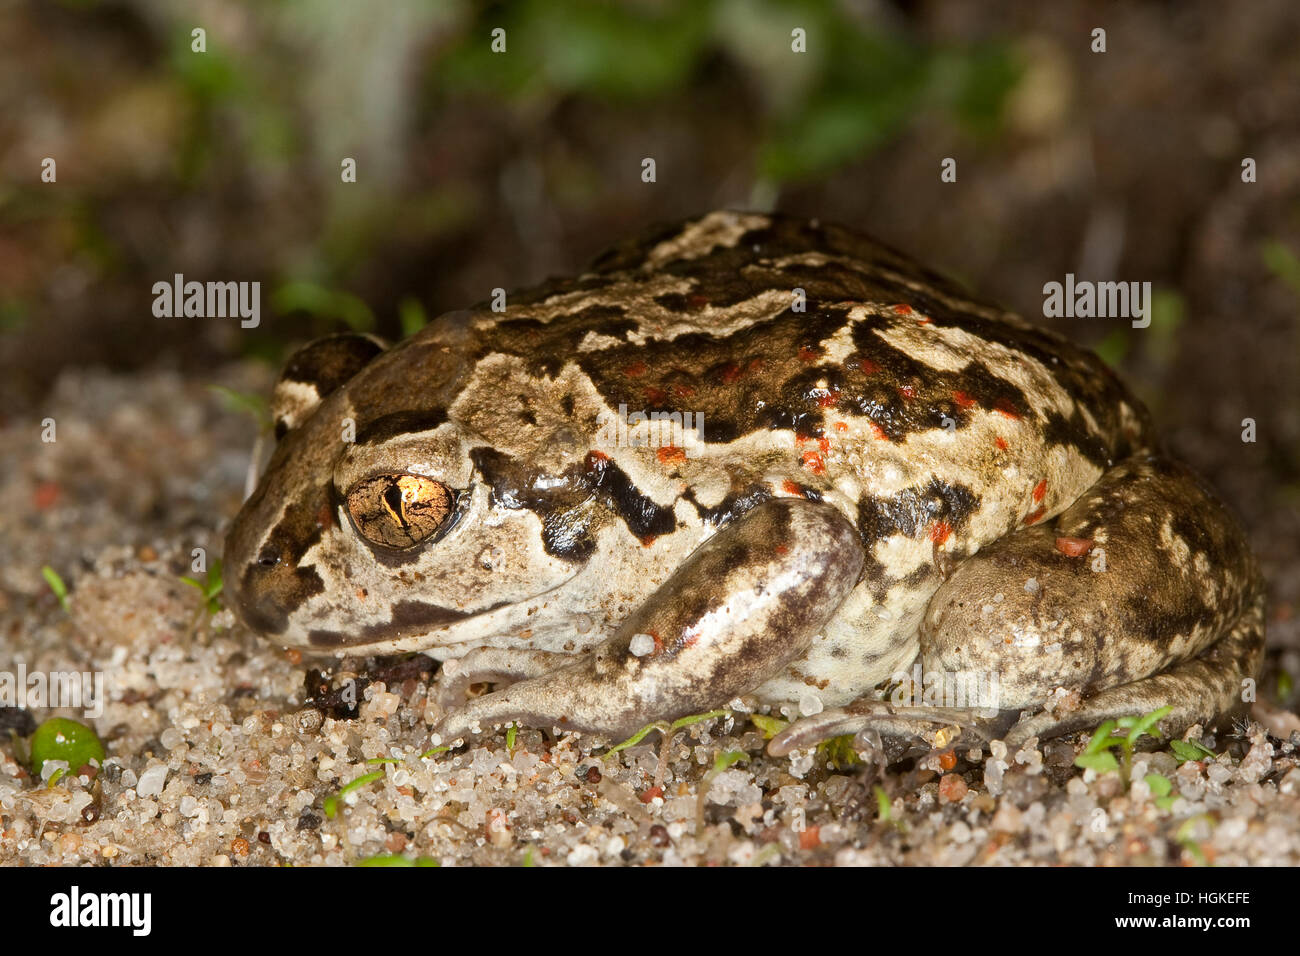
889, 662, 1001, 712
1, 662, 104, 719
1042, 274, 1152, 329
152, 273, 260, 328
595, 403, 706, 458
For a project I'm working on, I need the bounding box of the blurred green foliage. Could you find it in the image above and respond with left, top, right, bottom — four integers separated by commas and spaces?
432, 0, 1023, 186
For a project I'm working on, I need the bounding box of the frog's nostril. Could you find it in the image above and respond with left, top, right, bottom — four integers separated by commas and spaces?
257, 548, 281, 569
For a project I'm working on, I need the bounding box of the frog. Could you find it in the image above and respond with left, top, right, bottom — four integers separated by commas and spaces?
223, 210, 1264, 760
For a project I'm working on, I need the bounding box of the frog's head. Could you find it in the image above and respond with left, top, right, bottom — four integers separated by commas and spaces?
223, 331, 588, 655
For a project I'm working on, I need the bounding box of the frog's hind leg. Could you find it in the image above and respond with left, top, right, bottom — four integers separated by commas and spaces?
1001, 593, 1264, 750
772, 454, 1264, 758
431, 499, 864, 745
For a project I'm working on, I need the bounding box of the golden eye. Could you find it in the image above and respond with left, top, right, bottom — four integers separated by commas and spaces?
345, 474, 456, 549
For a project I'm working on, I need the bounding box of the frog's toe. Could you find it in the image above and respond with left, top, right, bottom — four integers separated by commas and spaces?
767, 700, 1019, 759
433, 648, 574, 709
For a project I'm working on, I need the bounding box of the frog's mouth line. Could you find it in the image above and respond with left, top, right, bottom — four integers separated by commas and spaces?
290, 571, 586, 655
303, 599, 510, 649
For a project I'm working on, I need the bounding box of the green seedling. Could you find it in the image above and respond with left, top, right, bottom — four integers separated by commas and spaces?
1169, 738, 1217, 764
603, 709, 731, 760
41, 566, 70, 613
180, 557, 224, 615
1073, 705, 1173, 787
323, 769, 386, 818
749, 713, 789, 739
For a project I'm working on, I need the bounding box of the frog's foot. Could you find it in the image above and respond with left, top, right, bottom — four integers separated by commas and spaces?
768, 701, 1020, 760
1001, 593, 1265, 750
431, 498, 864, 747
432, 648, 575, 710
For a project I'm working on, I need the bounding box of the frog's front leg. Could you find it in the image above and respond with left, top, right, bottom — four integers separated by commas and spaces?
431, 498, 864, 744
772, 454, 1264, 757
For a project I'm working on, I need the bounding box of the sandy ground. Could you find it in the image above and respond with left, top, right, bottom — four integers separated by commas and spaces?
2, 365, 1299, 867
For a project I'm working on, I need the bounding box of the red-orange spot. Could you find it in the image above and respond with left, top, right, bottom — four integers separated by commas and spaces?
657, 446, 686, 465
33, 481, 60, 510
798, 346, 821, 363
623, 360, 646, 377
929, 520, 952, 545
801, 451, 825, 475
719, 362, 743, 384
641, 536, 657, 548
687, 293, 710, 310
586, 450, 610, 465
816, 392, 838, 408
898, 385, 916, 400
1055, 536, 1094, 557
639, 786, 664, 804
952, 391, 977, 410
672, 384, 696, 398
782, 480, 804, 496
1023, 505, 1046, 526
799, 825, 822, 849
1033, 479, 1048, 503
892, 304, 914, 315
748, 358, 764, 372
994, 398, 1021, 420
917, 316, 932, 326
774, 544, 789, 555
995, 436, 1009, 451
644, 386, 668, 405
315, 502, 336, 529
848, 355, 881, 375
870, 423, 888, 441
833, 421, 848, 432
817, 436, 830, 454
938, 749, 957, 771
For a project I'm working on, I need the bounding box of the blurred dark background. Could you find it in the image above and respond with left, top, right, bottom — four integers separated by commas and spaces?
2, 0, 1299, 636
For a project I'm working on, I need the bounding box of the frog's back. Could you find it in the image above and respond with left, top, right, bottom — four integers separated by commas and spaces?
433, 212, 1149, 548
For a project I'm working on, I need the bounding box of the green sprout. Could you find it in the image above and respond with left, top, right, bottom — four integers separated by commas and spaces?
41, 566, 70, 613
271, 280, 375, 332
874, 785, 892, 823
179, 557, 224, 615
603, 709, 731, 760
398, 296, 429, 337
816, 733, 864, 770
1144, 772, 1177, 811
749, 713, 790, 739
1073, 706, 1173, 786
323, 769, 386, 818
419, 745, 451, 760
1169, 738, 1217, 764
1175, 815, 1215, 866
505, 723, 517, 752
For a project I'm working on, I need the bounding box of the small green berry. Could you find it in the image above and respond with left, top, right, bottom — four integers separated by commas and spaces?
30, 717, 105, 780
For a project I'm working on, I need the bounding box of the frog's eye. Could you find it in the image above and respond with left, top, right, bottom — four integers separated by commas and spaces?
345, 474, 456, 550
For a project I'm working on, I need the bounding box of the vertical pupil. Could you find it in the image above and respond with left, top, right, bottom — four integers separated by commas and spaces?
383, 483, 406, 521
